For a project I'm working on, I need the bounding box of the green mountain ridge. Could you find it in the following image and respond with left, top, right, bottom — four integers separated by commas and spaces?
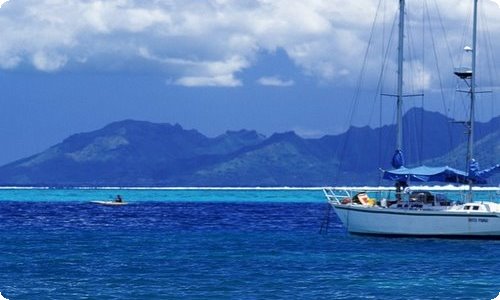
424, 131, 500, 184
0, 110, 497, 186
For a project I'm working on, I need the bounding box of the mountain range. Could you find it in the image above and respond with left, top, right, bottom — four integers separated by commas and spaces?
0, 108, 498, 186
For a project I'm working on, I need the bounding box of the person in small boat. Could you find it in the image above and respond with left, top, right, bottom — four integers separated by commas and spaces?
115, 195, 123, 203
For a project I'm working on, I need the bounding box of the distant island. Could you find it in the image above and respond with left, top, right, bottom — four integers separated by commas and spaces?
0, 108, 498, 187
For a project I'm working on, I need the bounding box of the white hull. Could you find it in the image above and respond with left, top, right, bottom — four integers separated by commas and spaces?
321, 0, 500, 239
332, 204, 500, 237
91, 201, 128, 206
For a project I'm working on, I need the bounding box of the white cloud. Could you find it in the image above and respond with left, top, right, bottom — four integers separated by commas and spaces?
140, 48, 248, 87
32, 51, 68, 72
174, 75, 241, 87
0, 0, 498, 87
404, 60, 432, 92
257, 76, 294, 87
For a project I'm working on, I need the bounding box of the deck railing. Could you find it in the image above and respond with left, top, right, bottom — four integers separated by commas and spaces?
323, 186, 500, 205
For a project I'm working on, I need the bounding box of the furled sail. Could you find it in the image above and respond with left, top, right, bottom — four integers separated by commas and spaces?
468, 159, 500, 184
391, 149, 405, 169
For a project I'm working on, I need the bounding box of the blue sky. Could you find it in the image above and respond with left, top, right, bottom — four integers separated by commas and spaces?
0, 0, 499, 165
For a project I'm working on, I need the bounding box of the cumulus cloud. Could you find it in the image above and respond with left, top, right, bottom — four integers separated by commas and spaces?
257, 76, 294, 87
0, 0, 498, 86
32, 51, 68, 72
139, 48, 249, 87
174, 75, 241, 87
491, 0, 500, 8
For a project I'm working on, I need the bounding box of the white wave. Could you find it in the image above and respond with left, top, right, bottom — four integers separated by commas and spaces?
0, 186, 324, 191
0, 185, 498, 192
0, 186, 50, 190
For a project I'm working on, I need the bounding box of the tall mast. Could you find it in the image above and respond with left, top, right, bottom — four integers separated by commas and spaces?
467, 0, 478, 195
396, 0, 405, 153
468, 0, 478, 169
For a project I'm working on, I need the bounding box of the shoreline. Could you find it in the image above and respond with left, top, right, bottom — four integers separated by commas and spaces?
0, 185, 498, 191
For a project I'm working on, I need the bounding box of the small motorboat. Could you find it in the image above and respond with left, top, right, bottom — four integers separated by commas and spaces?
91, 195, 127, 206
90, 200, 128, 206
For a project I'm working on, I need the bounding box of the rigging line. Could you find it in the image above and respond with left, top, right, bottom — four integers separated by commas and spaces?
381, 6, 399, 171
406, 0, 427, 165
377, 0, 392, 185
425, 0, 454, 150
367, 39, 394, 129
377, 0, 386, 184
455, 1, 474, 119
377, 0, 389, 184
334, 0, 387, 181
432, 0, 456, 68
368, 3, 398, 131
480, 1, 498, 121
404, 0, 415, 163
378, 96, 383, 184
459, 1, 473, 69
406, 3, 413, 93
372, 18, 398, 116
419, 1, 425, 165
374, 7, 398, 176
319, 203, 331, 235
431, 0, 460, 135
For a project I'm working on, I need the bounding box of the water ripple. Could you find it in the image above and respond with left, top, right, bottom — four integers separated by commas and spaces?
0, 201, 499, 299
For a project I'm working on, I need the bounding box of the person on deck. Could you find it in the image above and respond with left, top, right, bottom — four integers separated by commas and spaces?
115, 195, 123, 203
395, 180, 408, 201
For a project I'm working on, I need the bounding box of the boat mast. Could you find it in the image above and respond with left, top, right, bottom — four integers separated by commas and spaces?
396, 0, 405, 154
467, 0, 478, 195
389, 0, 406, 171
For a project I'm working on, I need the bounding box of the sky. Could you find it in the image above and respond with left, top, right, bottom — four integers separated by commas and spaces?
0, 0, 499, 165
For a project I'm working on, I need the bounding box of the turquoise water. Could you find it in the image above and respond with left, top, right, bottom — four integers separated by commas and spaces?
0, 188, 499, 299
0, 188, 323, 203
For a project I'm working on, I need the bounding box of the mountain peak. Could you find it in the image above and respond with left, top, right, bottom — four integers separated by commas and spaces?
102, 120, 185, 133
221, 129, 266, 140
0, 112, 497, 186
268, 131, 300, 141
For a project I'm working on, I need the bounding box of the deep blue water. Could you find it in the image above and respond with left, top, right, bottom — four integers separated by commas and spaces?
0, 189, 499, 299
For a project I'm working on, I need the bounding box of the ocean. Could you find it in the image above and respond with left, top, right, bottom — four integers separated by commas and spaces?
0, 188, 499, 299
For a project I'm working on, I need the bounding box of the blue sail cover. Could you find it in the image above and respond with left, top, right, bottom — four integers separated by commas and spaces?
383, 162, 499, 185
391, 149, 405, 169
382, 165, 471, 184
476, 163, 500, 178
468, 160, 500, 184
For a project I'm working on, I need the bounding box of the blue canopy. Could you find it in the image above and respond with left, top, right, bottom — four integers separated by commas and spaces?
383, 159, 500, 185
382, 165, 472, 184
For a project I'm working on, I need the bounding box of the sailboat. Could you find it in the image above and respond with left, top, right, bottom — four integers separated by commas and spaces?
323, 0, 500, 238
